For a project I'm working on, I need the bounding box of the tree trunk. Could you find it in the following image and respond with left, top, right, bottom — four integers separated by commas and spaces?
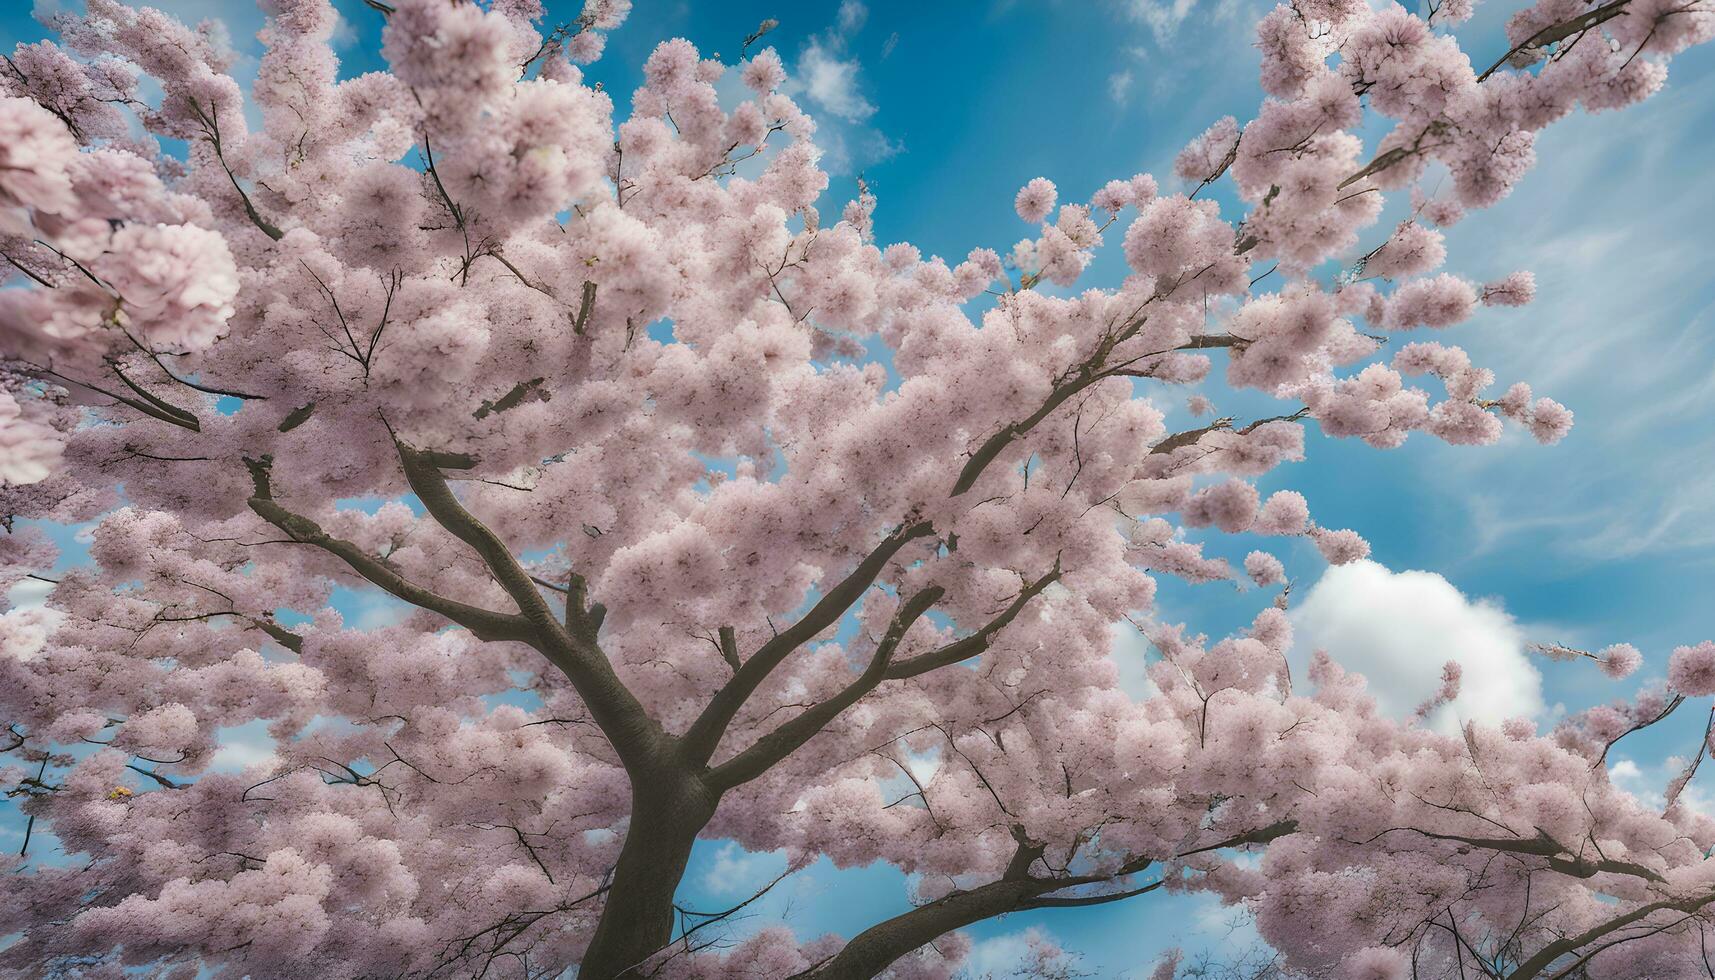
792, 878, 1050, 979
578, 776, 720, 980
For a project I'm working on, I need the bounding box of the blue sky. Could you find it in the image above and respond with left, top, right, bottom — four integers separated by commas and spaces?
5, 0, 1715, 974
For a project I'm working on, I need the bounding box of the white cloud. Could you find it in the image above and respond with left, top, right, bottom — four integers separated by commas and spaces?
1110, 618, 1160, 701
1611, 754, 1715, 818
6, 576, 54, 611
329, 9, 359, 50
1610, 758, 1644, 785
700, 842, 783, 897
964, 927, 1061, 974
349, 588, 411, 630
1191, 891, 1257, 937
1290, 560, 1544, 731
207, 720, 278, 774
779, 5, 902, 177
837, 0, 869, 35
1120, 0, 1201, 41
1108, 68, 1135, 105
798, 39, 877, 123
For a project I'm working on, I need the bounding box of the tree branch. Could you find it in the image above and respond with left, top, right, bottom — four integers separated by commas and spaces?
1508, 891, 1715, 980
1381, 827, 1666, 884
390, 442, 667, 771
680, 521, 935, 768
705, 585, 945, 791
1177, 819, 1300, 858
1020, 879, 1164, 909
884, 563, 1061, 680
243, 455, 532, 644
1478, 0, 1633, 82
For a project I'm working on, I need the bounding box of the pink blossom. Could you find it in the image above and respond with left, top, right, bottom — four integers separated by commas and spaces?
1123, 195, 1241, 293
566, 30, 607, 64
0, 0, 1702, 975
1526, 397, 1574, 444
1598, 643, 1643, 680
1175, 116, 1240, 185
1342, 946, 1410, 980
1183, 479, 1260, 533
742, 48, 786, 93
0, 391, 63, 485
1383, 274, 1478, 330
1127, 172, 1159, 205
1669, 641, 1715, 696
1413, 661, 1462, 721
1255, 491, 1311, 536
101, 223, 239, 350
0, 96, 80, 229
1244, 550, 1286, 587
1482, 270, 1537, 306
1014, 176, 1057, 223
582, 0, 632, 31
1091, 179, 1132, 212
1313, 527, 1371, 564
1364, 222, 1446, 280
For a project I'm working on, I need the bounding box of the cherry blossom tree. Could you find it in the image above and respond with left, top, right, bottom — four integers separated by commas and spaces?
1, 0, 1713, 977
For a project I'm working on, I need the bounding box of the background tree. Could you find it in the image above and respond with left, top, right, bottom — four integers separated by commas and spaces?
1, 0, 1713, 977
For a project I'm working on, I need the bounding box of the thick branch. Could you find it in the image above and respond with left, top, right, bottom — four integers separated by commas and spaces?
1143, 408, 1310, 460
49, 367, 201, 432
393, 442, 568, 633
680, 521, 935, 768
1390, 827, 1666, 884
473, 378, 546, 420
1149, 417, 1235, 457
789, 877, 1063, 979
1020, 879, 1164, 909
575, 280, 597, 335
884, 564, 1061, 680
1507, 891, 1715, 980
244, 615, 303, 653
951, 375, 1109, 497
243, 456, 532, 643
392, 443, 666, 770
795, 817, 1296, 977
187, 99, 284, 242
705, 586, 945, 791
1177, 820, 1300, 858
278, 403, 315, 432
1478, 0, 1633, 82
951, 331, 1234, 497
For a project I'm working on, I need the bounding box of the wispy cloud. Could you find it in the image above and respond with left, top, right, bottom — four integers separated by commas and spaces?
207, 720, 278, 774
699, 842, 786, 897
783, 1, 903, 175
1611, 754, 1715, 818
837, 0, 869, 35
1417, 69, 1715, 565
1108, 68, 1135, 106
1119, 0, 1201, 41
799, 39, 877, 123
